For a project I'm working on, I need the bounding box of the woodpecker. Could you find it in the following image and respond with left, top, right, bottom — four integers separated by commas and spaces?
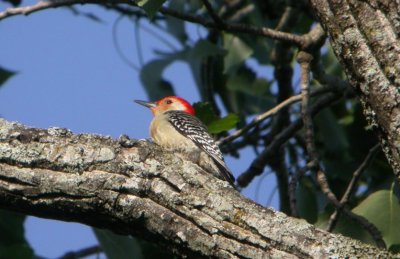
134, 96, 235, 186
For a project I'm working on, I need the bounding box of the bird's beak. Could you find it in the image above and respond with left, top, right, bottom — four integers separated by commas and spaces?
134, 100, 157, 109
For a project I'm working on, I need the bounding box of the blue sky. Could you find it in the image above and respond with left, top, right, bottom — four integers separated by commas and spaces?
1, 3, 278, 257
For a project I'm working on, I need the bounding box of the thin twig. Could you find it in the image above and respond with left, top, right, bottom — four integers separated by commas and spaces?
340, 143, 381, 205
218, 85, 337, 145
103, 4, 164, 20
225, 4, 254, 22
270, 147, 291, 213
327, 144, 380, 231
289, 161, 317, 217
0, 0, 122, 20
159, 6, 304, 45
275, 6, 298, 32
310, 40, 350, 91
266, 39, 294, 215
201, 0, 224, 26
58, 245, 102, 259
296, 51, 385, 248
237, 90, 345, 187
291, 50, 317, 217
298, 51, 315, 161
300, 24, 326, 50
316, 170, 386, 248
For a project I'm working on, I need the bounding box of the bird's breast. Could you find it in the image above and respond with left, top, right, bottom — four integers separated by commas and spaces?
150, 115, 198, 151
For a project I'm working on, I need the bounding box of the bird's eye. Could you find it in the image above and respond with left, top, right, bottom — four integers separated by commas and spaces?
166, 99, 173, 104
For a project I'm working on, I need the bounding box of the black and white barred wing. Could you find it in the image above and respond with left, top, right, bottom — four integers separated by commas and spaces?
166, 111, 235, 185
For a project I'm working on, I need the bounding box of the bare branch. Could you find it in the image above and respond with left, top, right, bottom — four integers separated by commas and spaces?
58, 245, 102, 259
201, 0, 224, 26
0, 0, 127, 20
0, 0, 305, 45
218, 85, 338, 146
296, 51, 385, 249
327, 144, 381, 231
267, 40, 295, 215
309, 0, 400, 185
298, 51, 315, 161
237, 87, 346, 188
159, 5, 304, 45
316, 169, 386, 248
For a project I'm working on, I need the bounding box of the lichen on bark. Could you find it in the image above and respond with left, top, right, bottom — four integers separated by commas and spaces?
0, 119, 395, 258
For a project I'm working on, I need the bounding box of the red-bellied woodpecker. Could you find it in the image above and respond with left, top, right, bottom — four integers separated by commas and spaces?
135, 96, 235, 186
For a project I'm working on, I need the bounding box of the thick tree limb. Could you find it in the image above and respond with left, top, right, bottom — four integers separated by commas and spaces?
309, 0, 400, 185
0, 119, 394, 258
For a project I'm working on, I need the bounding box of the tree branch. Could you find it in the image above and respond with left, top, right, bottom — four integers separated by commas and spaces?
0, 0, 127, 20
58, 245, 102, 259
218, 85, 339, 146
237, 86, 347, 188
309, 0, 400, 185
327, 144, 380, 232
0, 0, 306, 46
0, 119, 393, 258
201, 0, 224, 26
296, 51, 385, 248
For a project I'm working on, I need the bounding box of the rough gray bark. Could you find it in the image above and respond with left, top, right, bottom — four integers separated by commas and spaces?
308, 0, 400, 184
0, 119, 394, 258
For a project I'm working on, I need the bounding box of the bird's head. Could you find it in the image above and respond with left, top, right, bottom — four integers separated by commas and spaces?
135, 96, 195, 116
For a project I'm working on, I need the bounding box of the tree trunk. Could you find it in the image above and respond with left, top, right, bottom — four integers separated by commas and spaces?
0, 119, 393, 258
308, 0, 400, 184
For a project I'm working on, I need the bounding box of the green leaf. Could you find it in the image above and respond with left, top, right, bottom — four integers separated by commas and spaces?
189, 40, 226, 59
193, 102, 219, 126
223, 34, 253, 74
226, 67, 255, 92
137, 0, 167, 19
208, 113, 239, 134
93, 228, 143, 259
296, 177, 318, 223
185, 40, 225, 98
225, 66, 274, 115
315, 109, 349, 154
232, 34, 271, 65
140, 40, 224, 101
193, 102, 239, 133
315, 108, 352, 182
0, 210, 34, 259
187, 0, 203, 11
135, 239, 175, 258
338, 114, 354, 126
139, 59, 175, 100
248, 38, 271, 65
353, 189, 400, 248
390, 244, 400, 253
0, 66, 16, 87
165, 1, 187, 43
